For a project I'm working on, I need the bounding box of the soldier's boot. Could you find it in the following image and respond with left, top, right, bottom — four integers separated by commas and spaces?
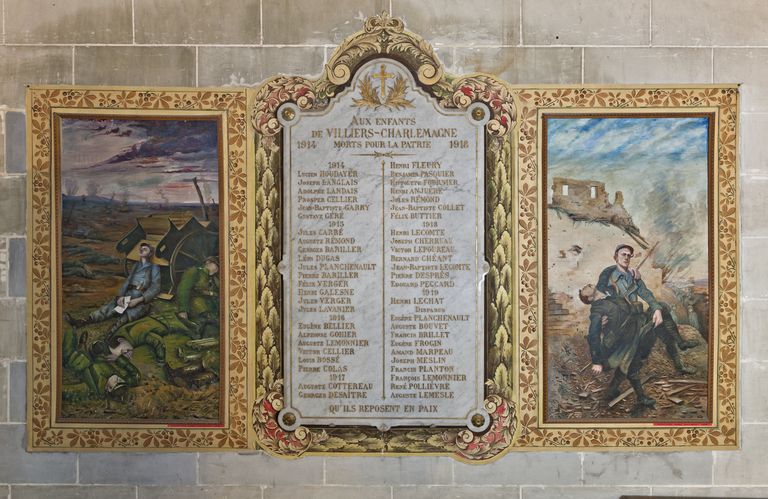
679, 338, 700, 350
199, 319, 219, 339
63, 312, 89, 328
629, 377, 656, 407
81, 367, 100, 397
164, 362, 205, 389
663, 317, 698, 350
604, 371, 625, 401
673, 354, 697, 374
664, 337, 697, 374
77, 329, 89, 352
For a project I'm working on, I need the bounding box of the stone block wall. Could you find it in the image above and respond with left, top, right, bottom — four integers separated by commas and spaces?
0, 1, 766, 497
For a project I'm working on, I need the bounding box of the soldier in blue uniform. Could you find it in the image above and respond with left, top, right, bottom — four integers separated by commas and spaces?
65, 242, 161, 338
596, 244, 697, 375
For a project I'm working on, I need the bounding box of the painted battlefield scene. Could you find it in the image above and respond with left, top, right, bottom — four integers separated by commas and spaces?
544, 116, 711, 422
59, 117, 222, 422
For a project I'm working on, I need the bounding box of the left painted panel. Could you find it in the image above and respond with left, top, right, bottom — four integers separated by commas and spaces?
27, 87, 250, 451
57, 116, 223, 424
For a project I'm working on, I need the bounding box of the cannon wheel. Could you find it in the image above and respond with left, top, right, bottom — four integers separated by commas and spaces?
169, 229, 218, 292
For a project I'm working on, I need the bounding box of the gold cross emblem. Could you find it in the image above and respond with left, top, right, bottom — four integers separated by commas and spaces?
352, 63, 414, 111
372, 64, 395, 99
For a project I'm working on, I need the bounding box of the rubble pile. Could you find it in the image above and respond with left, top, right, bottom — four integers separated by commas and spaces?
548, 317, 708, 420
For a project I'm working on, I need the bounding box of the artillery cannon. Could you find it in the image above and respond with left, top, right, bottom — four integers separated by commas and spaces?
115, 177, 218, 298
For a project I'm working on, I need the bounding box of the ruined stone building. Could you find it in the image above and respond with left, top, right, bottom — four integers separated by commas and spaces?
546, 176, 661, 319
551, 177, 641, 241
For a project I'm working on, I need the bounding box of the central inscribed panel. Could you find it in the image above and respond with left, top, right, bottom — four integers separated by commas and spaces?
280, 58, 487, 429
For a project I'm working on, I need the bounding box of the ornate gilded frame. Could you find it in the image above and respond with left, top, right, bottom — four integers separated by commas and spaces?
27, 87, 251, 450
250, 13, 518, 461
516, 88, 738, 449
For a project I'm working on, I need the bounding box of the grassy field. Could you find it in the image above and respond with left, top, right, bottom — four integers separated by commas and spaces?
59, 198, 220, 422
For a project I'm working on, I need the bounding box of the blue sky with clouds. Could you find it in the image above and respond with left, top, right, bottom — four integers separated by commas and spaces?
547, 116, 708, 226
546, 116, 711, 277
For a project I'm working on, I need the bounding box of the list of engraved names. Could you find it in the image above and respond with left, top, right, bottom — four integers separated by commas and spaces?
283, 60, 484, 426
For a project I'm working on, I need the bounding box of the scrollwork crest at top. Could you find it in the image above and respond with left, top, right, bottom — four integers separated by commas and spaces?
251, 13, 516, 141
321, 11, 441, 91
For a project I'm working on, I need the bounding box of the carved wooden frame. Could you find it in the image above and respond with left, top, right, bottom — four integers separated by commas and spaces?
27, 87, 251, 451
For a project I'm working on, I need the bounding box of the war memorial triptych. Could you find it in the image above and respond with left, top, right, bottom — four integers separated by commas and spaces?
26, 14, 739, 457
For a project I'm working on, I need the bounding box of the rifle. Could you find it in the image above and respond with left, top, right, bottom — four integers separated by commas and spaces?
622, 241, 659, 298
633, 241, 658, 274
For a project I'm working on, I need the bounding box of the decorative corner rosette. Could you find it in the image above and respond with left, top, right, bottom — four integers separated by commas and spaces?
447, 391, 517, 461
252, 76, 316, 148
253, 379, 328, 457
448, 75, 516, 136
